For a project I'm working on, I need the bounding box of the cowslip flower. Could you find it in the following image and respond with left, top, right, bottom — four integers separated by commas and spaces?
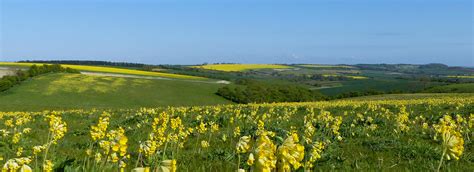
201, 140, 209, 148
247, 153, 255, 166
236, 136, 251, 153
277, 133, 304, 172
253, 133, 277, 172
43, 160, 53, 172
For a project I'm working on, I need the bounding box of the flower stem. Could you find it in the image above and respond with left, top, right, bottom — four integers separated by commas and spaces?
437, 148, 447, 172
237, 154, 241, 170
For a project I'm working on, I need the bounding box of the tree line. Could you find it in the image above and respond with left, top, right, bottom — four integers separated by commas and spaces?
19, 60, 148, 68
0, 64, 79, 92
216, 79, 327, 103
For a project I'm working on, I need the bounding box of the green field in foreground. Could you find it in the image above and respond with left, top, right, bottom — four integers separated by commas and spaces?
0, 73, 231, 111
1, 96, 472, 171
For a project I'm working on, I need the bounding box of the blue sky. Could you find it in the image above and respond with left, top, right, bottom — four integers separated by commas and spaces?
1, 0, 472, 66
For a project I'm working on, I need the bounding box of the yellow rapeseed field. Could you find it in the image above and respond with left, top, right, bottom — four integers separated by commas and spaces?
192, 64, 292, 72
447, 75, 474, 79
0, 62, 205, 80
300, 64, 355, 69
322, 74, 368, 79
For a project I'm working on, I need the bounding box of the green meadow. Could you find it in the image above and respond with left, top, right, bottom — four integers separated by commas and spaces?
0, 73, 231, 111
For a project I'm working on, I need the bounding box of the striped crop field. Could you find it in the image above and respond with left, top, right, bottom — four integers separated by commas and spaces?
0, 62, 205, 80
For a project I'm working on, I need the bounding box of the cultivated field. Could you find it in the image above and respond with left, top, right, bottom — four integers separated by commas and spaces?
1, 95, 472, 171
192, 64, 292, 72
298, 64, 355, 69
0, 62, 204, 80
447, 75, 474, 79
0, 68, 14, 77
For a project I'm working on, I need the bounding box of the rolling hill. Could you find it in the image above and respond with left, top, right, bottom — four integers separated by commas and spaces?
0, 73, 231, 111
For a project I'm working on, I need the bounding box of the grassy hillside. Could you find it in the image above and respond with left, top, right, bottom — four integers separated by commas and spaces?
0, 73, 231, 111
0, 62, 205, 80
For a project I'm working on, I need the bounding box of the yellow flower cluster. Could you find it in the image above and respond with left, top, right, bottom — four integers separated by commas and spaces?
45, 113, 68, 144
305, 141, 325, 169
90, 112, 110, 141
394, 106, 410, 133
236, 136, 251, 153
253, 133, 277, 172
2, 157, 32, 172
434, 115, 464, 161
277, 133, 304, 172
97, 127, 128, 162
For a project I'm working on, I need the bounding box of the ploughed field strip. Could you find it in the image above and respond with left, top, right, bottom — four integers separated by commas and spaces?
1, 95, 473, 171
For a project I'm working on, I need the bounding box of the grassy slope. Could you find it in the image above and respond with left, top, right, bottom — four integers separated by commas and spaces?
0, 73, 231, 111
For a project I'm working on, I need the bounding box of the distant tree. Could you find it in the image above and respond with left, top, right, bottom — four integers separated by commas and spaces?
0, 64, 80, 93
217, 79, 326, 103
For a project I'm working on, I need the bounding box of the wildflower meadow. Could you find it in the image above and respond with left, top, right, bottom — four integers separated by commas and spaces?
1, 97, 473, 171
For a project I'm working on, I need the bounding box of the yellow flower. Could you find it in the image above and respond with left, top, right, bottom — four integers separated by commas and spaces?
442, 131, 464, 160
85, 149, 92, 156
3, 159, 20, 171
22, 128, 31, 134
132, 167, 151, 172
198, 122, 208, 134
434, 115, 465, 161
170, 117, 182, 130
253, 133, 276, 172
19, 164, 32, 172
119, 160, 127, 170
4, 119, 14, 127
12, 133, 21, 144
236, 136, 251, 153
95, 153, 102, 162
43, 160, 53, 172
201, 140, 209, 148
16, 147, 24, 157
422, 123, 428, 129
159, 160, 177, 172
247, 153, 255, 165
305, 142, 325, 169
110, 153, 119, 163
90, 113, 110, 141
33, 146, 44, 155
139, 140, 157, 158
277, 133, 304, 172
46, 114, 68, 144
234, 126, 241, 138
